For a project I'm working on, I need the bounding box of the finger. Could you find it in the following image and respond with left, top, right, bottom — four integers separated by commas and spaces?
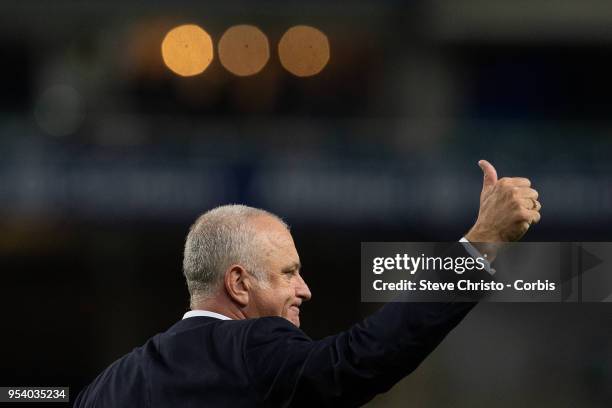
520, 221, 531, 232
504, 177, 531, 187
478, 160, 498, 195
514, 187, 539, 200
528, 209, 541, 224
518, 214, 539, 234
519, 198, 541, 211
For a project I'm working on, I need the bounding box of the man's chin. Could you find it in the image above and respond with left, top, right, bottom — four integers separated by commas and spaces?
283, 314, 300, 327
283, 306, 301, 327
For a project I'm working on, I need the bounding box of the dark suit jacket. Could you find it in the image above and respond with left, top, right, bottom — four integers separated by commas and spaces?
74, 300, 475, 407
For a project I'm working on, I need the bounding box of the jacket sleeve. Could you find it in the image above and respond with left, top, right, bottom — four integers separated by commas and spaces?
243, 301, 475, 407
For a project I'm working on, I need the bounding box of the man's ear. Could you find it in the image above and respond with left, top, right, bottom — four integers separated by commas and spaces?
224, 265, 251, 307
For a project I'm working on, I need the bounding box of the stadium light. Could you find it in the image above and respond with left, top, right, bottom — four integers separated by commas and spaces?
218, 25, 270, 76
278, 25, 330, 77
161, 24, 213, 77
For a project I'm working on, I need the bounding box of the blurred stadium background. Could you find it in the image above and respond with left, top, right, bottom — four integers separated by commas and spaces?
0, 1, 611, 406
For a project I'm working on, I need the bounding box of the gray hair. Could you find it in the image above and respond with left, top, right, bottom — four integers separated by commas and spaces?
183, 204, 287, 306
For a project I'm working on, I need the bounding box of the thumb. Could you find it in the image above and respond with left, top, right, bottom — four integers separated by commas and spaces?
478, 159, 498, 195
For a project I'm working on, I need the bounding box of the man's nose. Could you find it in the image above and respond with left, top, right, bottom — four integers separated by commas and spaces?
296, 274, 312, 301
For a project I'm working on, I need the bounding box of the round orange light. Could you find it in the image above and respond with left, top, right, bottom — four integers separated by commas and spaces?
218, 25, 270, 76
278, 25, 330, 77
161, 24, 213, 76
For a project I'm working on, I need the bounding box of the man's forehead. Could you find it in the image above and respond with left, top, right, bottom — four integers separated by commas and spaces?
250, 215, 298, 257
251, 215, 289, 235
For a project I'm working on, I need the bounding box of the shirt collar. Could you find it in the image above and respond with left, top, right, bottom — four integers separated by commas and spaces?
183, 310, 233, 320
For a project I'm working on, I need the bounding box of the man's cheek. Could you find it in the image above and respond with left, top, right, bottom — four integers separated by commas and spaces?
283, 305, 294, 318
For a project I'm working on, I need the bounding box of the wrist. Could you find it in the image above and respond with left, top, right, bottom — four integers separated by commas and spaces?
465, 224, 502, 243
465, 225, 504, 263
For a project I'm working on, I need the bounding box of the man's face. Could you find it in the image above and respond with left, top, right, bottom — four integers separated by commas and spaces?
247, 216, 312, 327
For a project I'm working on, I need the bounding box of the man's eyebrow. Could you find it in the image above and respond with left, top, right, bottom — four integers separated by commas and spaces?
282, 262, 301, 273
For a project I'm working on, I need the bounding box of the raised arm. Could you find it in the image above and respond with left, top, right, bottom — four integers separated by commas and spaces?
244, 160, 541, 407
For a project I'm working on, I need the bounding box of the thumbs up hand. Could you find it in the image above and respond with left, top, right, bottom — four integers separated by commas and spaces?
465, 160, 541, 243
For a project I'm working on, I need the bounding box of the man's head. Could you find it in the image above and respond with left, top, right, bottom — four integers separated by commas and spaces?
183, 205, 312, 326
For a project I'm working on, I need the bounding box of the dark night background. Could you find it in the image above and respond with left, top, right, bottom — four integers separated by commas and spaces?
0, 1, 611, 407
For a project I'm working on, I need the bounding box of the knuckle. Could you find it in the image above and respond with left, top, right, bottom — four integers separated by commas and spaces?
517, 209, 530, 220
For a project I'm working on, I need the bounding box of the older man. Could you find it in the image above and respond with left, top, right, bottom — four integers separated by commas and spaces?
75, 160, 541, 407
